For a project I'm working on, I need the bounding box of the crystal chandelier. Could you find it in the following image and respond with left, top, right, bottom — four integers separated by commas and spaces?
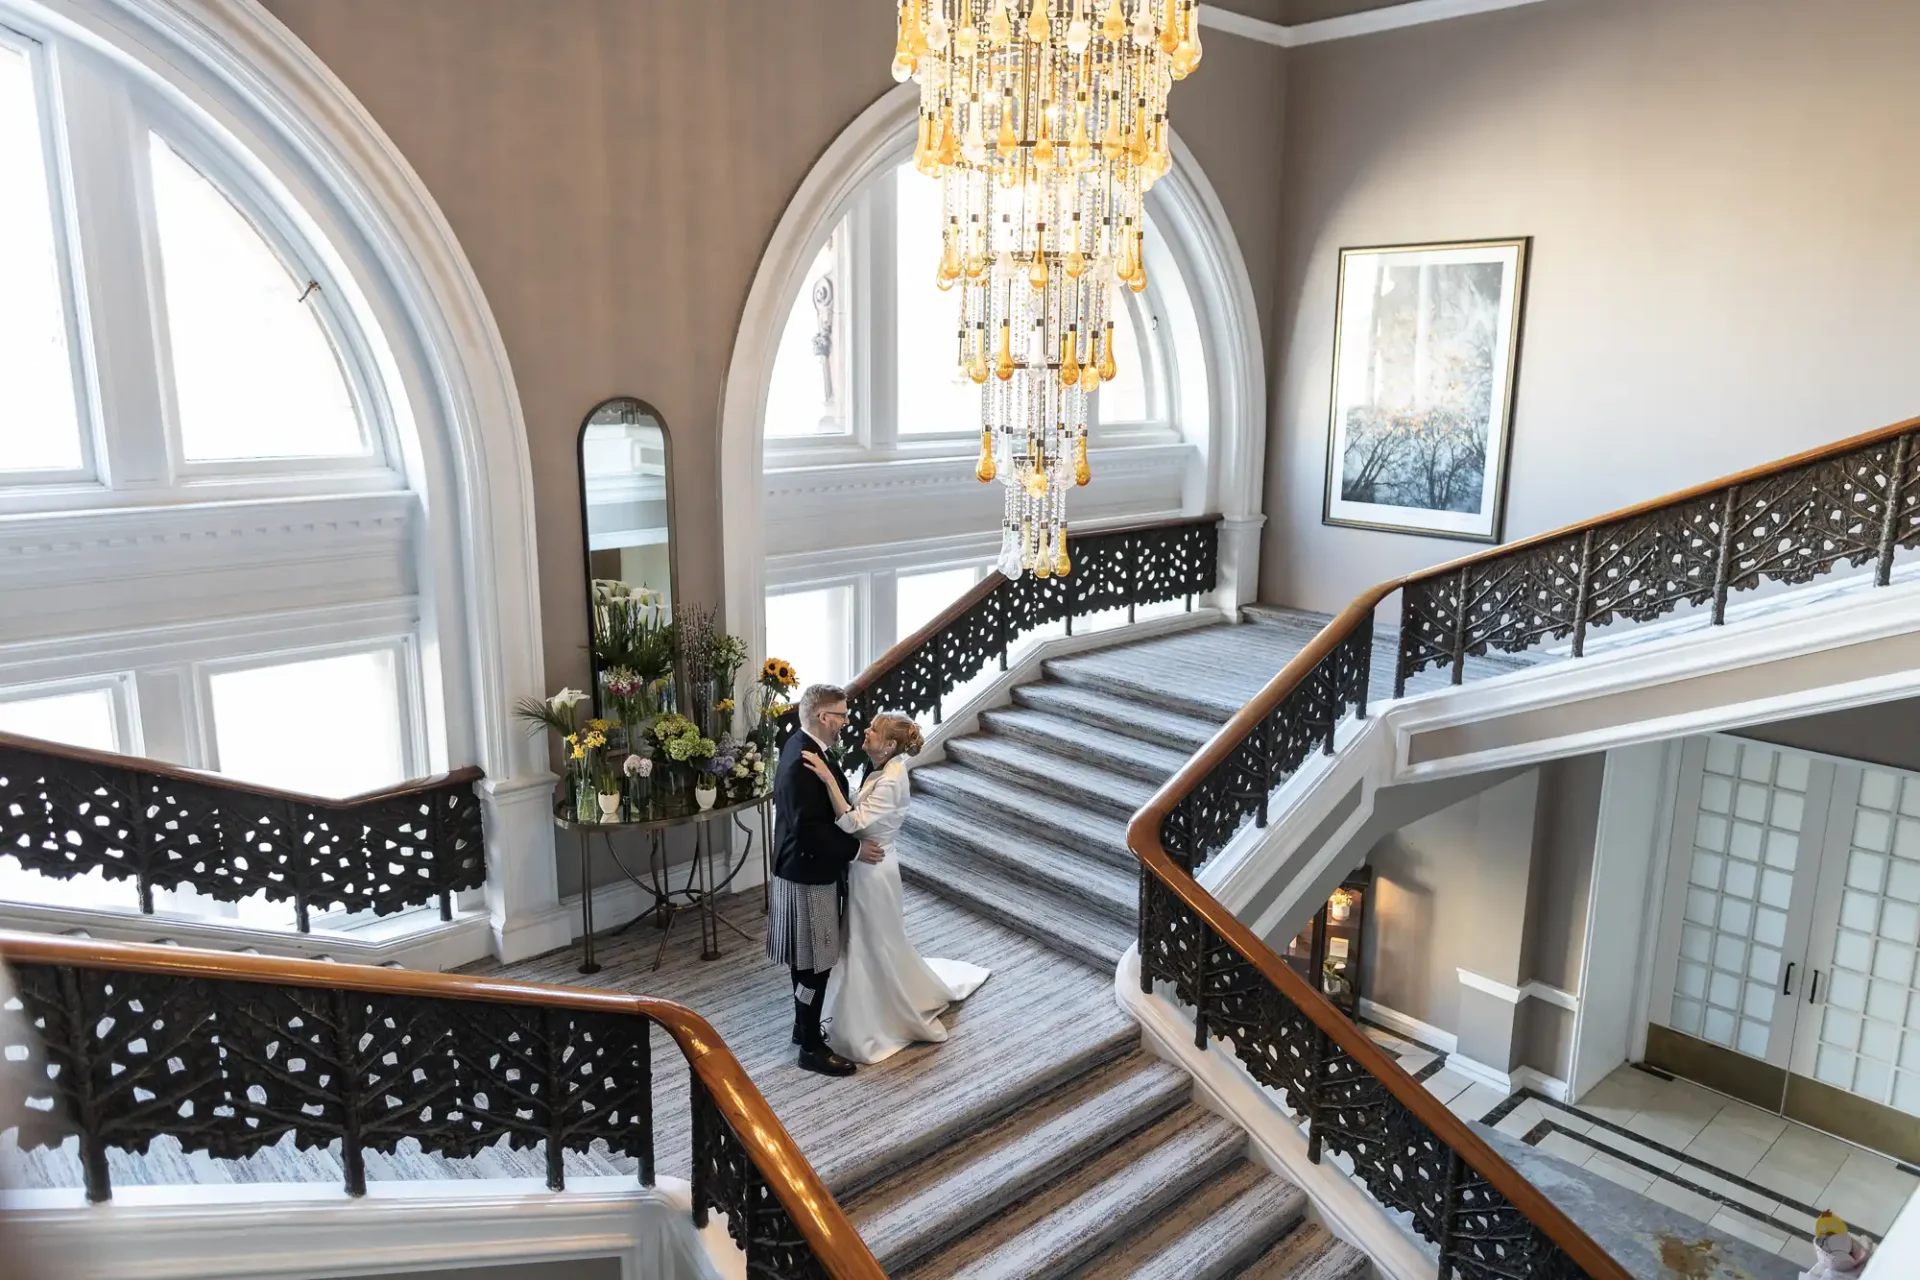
892, 0, 1202, 579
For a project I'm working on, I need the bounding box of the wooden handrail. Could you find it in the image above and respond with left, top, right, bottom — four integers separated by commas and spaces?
1144, 408, 1920, 811
0, 729, 484, 809
0, 932, 886, 1280
1129, 410, 1920, 1278
845, 513, 1220, 700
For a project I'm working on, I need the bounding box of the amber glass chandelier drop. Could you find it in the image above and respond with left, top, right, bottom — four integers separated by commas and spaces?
893, 0, 1202, 578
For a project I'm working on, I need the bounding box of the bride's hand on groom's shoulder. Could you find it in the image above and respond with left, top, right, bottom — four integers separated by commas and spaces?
800, 750, 833, 781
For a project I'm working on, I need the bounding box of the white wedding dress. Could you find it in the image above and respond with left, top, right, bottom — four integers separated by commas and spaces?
823, 756, 991, 1064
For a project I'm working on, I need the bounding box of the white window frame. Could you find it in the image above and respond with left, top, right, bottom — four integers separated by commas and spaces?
763, 574, 868, 690
188, 634, 428, 790
0, 22, 99, 489
140, 111, 390, 483
0, 14, 402, 514
764, 162, 1185, 471
0, 671, 137, 752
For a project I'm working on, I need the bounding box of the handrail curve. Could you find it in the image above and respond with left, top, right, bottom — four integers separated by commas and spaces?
0, 932, 886, 1280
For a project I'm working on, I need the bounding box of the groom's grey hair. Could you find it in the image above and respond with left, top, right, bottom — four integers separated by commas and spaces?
798, 683, 848, 733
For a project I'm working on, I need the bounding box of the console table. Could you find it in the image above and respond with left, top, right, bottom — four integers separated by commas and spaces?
552, 792, 772, 974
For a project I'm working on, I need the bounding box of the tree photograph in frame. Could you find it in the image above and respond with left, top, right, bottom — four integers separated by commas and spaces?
1322, 238, 1531, 542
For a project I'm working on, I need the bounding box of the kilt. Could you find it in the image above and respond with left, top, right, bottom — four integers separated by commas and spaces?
765, 876, 843, 971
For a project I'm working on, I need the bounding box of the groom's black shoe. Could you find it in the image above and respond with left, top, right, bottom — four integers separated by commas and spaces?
797, 1046, 856, 1077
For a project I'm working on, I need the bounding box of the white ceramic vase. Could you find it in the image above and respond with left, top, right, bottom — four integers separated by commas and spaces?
597, 792, 622, 822
694, 785, 717, 811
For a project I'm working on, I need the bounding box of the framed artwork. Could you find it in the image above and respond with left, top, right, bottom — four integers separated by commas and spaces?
1321, 238, 1531, 542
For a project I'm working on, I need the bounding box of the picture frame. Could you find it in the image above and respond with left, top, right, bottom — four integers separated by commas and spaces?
1321, 237, 1531, 543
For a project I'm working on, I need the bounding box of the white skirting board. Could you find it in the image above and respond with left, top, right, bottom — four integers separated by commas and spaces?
1120, 949, 1434, 1280
2, 1176, 742, 1280
1355, 998, 1570, 1102
1356, 998, 1457, 1055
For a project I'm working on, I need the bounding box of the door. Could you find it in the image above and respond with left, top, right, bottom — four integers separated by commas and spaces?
1789, 764, 1920, 1117
1650, 737, 1833, 1073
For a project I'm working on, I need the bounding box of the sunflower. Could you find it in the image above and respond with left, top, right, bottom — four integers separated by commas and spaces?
760, 657, 798, 690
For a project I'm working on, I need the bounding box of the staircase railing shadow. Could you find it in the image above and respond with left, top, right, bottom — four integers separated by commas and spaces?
0, 732, 485, 932
0, 932, 887, 1280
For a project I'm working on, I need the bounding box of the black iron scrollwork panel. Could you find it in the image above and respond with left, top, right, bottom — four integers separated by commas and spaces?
1160, 611, 1370, 874
1398, 426, 1920, 694
832, 518, 1218, 773
0, 745, 485, 931
692, 1077, 832, 1280
1, 963, 653, 1202
1138, 875, 1603, 1279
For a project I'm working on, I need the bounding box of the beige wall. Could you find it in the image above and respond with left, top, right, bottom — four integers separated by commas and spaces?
258, 0, 1287, 697
1262, 0, 1920, 612
1521, 753, 1603, 994
1363, 769, 1539, 1028
1362, 754, 1602, 1078
1741, 696, 1920, 775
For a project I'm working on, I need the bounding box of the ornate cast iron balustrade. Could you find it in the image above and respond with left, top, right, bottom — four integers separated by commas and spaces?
0, 731, 486, 932
1132, 415, 1920, 1279
824, 515, 1218, 771
1396, 417, 1920, 696
1138, 872, 1609, 1280
0, 934, 886, 1280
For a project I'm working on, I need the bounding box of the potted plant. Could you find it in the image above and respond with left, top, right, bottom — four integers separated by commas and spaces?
731, 739, 767, 801
514, 687, 591, 816
623, 750, 653, 820
694, 757, 726, 811
652, 713, 715, 814
753, 657, 799, 755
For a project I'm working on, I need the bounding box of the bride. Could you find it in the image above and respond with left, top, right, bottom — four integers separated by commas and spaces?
802, 712, 990, 1065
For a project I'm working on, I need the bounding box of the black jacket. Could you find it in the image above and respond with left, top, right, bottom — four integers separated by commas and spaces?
771, 729, 860, 885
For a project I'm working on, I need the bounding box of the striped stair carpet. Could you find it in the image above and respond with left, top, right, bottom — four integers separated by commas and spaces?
874, 616, 1393, 1277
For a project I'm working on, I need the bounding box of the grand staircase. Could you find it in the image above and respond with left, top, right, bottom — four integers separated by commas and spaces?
828, 618, 1372, 1278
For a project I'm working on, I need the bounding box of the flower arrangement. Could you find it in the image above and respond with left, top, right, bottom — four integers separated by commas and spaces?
592, 581, 675, 712
515, 688, 601, 818
732, 739, 768, 799
753, 657, 800, 754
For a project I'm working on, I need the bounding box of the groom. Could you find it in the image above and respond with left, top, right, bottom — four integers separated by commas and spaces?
767, 684, 874, 1077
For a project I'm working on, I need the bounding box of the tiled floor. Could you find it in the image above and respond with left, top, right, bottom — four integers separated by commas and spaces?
1358, 1022, 1920, 1261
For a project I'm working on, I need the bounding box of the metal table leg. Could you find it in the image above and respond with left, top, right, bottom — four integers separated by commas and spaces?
698, 817, 722, 961
577, 829, 600, 975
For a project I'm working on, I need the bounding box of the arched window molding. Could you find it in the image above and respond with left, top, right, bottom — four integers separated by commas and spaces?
0, 0, 566, 964
721, 82, 1268, 668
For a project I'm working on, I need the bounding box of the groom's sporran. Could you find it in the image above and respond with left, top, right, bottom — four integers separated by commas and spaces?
766, 684, 862, 1076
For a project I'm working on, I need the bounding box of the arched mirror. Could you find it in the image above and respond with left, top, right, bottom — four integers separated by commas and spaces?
579, 397, 678, 707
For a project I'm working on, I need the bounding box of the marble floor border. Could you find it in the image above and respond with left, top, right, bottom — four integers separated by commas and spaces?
1502, 1091, 1881, 1246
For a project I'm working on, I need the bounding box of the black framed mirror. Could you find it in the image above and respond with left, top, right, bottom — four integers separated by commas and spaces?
578, 397, 678, 714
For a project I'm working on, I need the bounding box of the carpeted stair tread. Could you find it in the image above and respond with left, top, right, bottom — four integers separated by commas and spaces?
1041, 624, 1314, 718
1071, 1159, 1306, 1280
897, 829, 1133, 969
979, 706, 1194, 784
846, 1051, 1191, 1274
1011, 681, 1225, 752
943, 734, 1158, 821
823, 1014, 1140, 1199
1235, 1222, 1373, 1280
911, 761, 1131, 862
903, 796, 1137, 921
898, 1105, 1247, 1280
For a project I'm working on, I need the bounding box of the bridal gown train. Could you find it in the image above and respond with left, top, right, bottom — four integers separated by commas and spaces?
823, 755, 991, 1065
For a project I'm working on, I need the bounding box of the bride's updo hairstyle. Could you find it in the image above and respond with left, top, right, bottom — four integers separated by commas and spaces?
872, 712, 925, 761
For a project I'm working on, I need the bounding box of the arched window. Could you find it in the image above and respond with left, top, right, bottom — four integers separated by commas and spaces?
0, 11, 438, 933
760, 153, 1200, 688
